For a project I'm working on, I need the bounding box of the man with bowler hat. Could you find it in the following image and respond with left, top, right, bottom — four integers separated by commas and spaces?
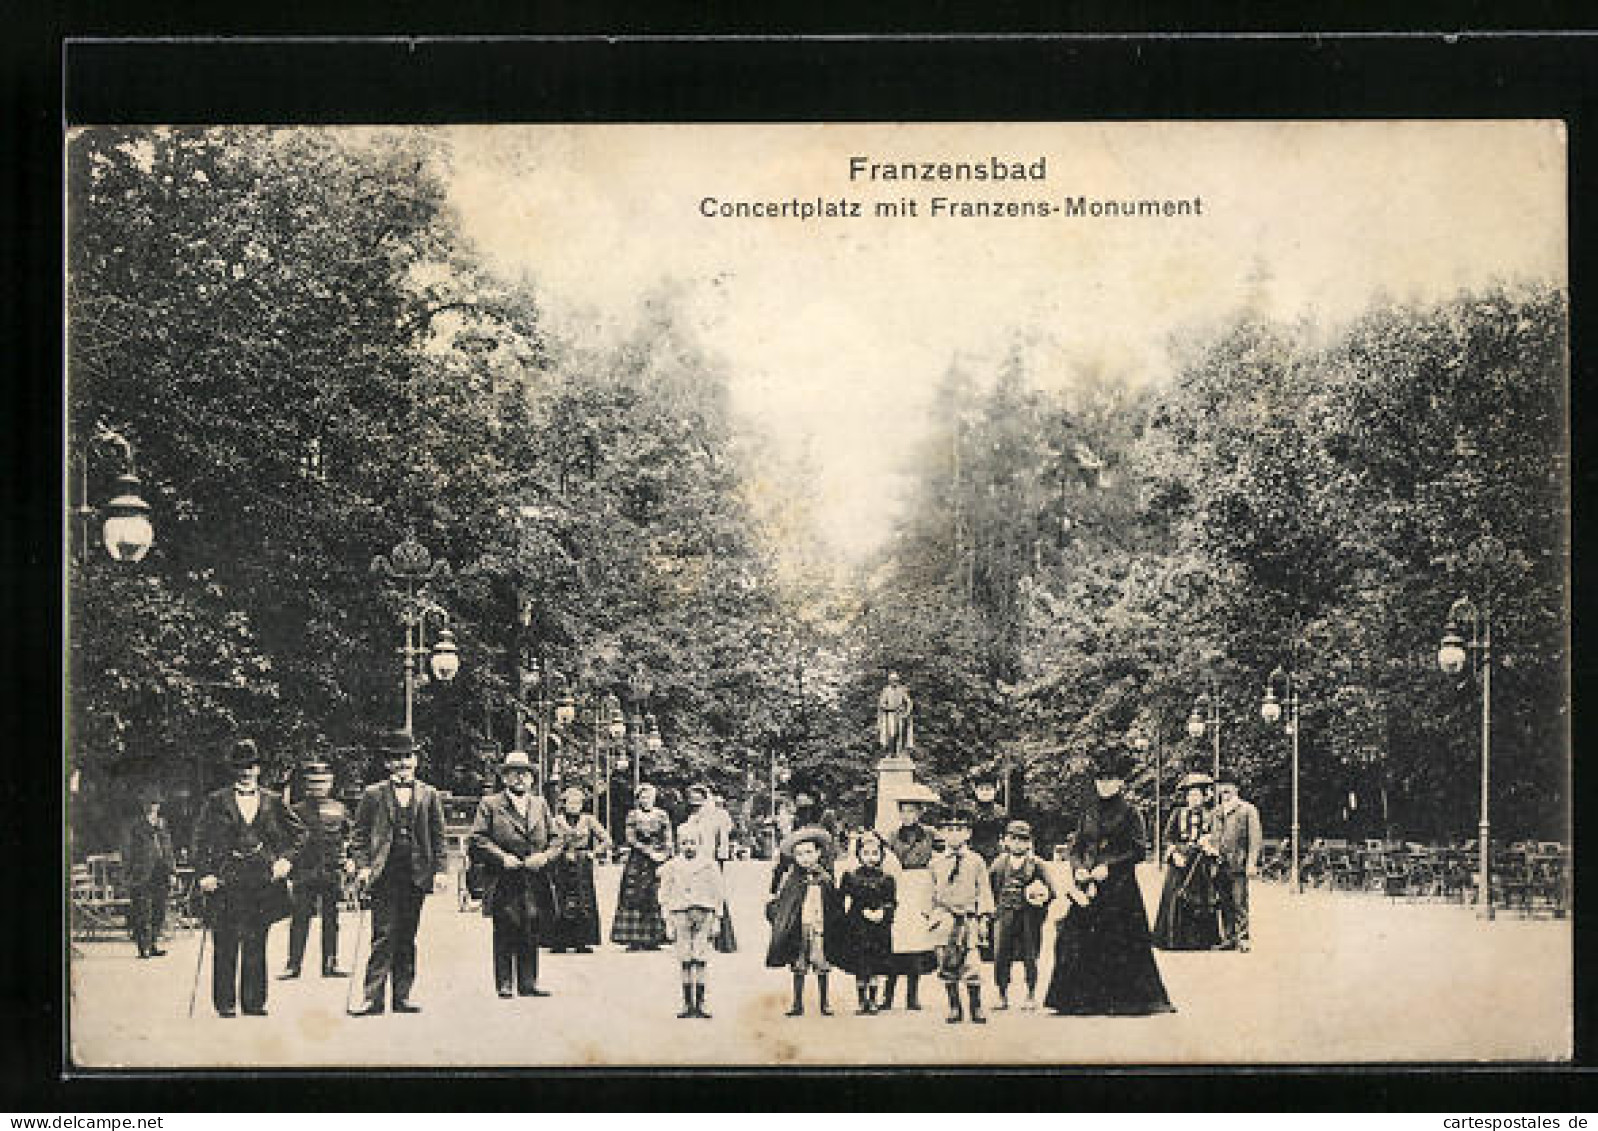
123, 789, 176, 959
192, 739, 306, 1017
350, 729, 448, 1015
281, 760, 353, 979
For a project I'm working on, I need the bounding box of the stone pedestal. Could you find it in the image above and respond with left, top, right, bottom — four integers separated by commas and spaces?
873, 752, 918, 835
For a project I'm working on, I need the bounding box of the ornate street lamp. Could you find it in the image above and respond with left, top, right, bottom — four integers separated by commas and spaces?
1438, 533, 1507, 920
1262, 657, 1303, 893
1187, 690, 1221, 781
74, 428, 155, 564
371, 531, 457, 735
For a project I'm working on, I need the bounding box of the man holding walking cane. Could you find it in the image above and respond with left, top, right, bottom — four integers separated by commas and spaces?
192, 739, 306, 1018
349, 730, 449, 1016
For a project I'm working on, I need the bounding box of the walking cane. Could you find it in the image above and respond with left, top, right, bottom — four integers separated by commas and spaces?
187, 907, 210, 1019
344, 890, 369, 1014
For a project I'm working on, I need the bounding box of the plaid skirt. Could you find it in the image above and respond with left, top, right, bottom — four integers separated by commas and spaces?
610, 851, 667, 947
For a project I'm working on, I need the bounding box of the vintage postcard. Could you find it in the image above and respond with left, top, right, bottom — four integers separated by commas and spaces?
66, 121, 1570, 1067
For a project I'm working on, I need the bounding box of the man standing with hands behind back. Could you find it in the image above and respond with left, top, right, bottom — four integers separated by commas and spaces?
349, 730, 448, 1016
1212, 777, 1264, 953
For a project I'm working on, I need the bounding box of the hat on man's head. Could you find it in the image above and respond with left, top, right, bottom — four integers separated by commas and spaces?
375, 729, 416, 758
500, 750, 535, 773
1178, 771, 1215, 791
686, 782, 710, 799
779, 825, 835, 858
1005, 819, 1033, 839
300, 759, 333, 778
228, 738, 262, 770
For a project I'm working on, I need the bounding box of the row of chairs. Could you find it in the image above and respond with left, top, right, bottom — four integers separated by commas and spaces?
1256, 837, 1569, 917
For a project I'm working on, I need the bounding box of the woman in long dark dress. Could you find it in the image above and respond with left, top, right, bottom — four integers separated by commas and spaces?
547, 785, 611, 954
610, 783, 673, 951
1152, 780, 1222, 951
1045, 751, 1176, 1017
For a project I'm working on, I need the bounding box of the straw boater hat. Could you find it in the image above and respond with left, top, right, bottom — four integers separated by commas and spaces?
1005, 819, 1033, 839
1178, 771, 1215, 791
500, 750, 535, 772
779, 825, 836, 858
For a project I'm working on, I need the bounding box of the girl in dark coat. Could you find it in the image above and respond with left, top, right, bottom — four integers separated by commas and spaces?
547, 786, 611, 953
1152, 781, 1222, 951
1044, 751, 1176, 1017
837, 830, 897, 1014
765, 827, 846, 1017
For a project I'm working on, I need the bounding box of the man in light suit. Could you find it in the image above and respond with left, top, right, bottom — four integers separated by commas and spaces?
349, 730, 448, 1016
1212, 778, 1265, 952
468, 750, 560, 998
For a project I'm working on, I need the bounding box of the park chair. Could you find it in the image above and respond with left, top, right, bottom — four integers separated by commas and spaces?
70, 854, 130, 941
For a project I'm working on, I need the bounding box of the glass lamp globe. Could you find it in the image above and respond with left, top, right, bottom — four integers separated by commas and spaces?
429, 629, 461, 682
102, 474, 154, 562
1261, 692, 1282, 724
1437, 631, 1468, 676
1186, 712, 1205, 739
608, 719, 627, 741
556, 696, 577, 727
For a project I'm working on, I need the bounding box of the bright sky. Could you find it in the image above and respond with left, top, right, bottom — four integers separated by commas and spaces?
442, 122, 1565, 564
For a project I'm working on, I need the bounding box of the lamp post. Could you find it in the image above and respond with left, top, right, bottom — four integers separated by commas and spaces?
73, 427, 155, 564
1262, 654, 1303, 894
1187, 687, 1222, 783
1438, 534, 1507, 920
1130, 729, 1159, 860
370, 532, 459, 734
520, 661, 571, 802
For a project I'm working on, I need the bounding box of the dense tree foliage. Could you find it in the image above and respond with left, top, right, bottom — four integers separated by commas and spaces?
68, 127, 1568, 856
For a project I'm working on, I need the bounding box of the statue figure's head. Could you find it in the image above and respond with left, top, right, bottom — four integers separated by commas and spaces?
887, 671, 901, 685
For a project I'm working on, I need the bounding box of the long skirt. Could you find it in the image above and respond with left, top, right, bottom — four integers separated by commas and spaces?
546, 851, 602, 950
886, 867, 936, 975
1044, 869, 1175, 1016
1152, 855, 1222, 951
610, 849, 667, 947
712, 860, 737, 953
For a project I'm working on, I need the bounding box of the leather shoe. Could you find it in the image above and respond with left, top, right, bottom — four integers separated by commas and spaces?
518, 987, 552, 998
349, 1001, 386, 1017
278, 968, 302, 980
216, 1008, 237, 1018
392, 1000, 422, 1014
322, 966, 349, 978
149, 947, 167, 957
497, 988, 514, 998
243, 1007, 269, 1017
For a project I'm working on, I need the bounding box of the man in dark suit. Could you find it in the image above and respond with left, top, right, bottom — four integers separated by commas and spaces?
192, 739, 307, 1017
281, 760, 352, 979
349, 730, 448, 1016
469, 750, 560, 998
123, 789, 175, 959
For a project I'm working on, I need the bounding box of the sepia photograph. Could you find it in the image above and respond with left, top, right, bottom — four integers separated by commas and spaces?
64, 120, 1571, 1068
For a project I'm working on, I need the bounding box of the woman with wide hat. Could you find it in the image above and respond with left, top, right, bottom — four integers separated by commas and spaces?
546, 784, 610, 954
1043, 748, 1175, 1016
1152, 771, 1222, 951
610, 782, 673, 951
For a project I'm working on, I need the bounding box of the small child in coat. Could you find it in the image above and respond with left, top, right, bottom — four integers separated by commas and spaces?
658, 825, 726, 1019
765, 826, 843, 1017
988, 819, 1056, 1011
838, 829, 897, 1014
